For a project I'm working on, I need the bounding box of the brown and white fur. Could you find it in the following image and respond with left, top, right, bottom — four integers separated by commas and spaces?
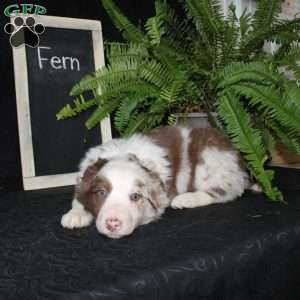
61, 126, 259, 239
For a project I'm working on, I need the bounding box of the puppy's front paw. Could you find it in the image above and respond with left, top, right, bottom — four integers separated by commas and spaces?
61, 208, 93, 229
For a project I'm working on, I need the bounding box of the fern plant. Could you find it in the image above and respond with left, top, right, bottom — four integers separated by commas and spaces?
57, 0, 300, 202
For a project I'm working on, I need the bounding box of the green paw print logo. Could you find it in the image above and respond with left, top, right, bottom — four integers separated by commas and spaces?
4, 16, 45, 48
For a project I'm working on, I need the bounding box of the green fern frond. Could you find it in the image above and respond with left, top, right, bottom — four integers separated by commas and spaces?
285, 84, 300, 108
56, 104, 77, 120
242, 17, 300, 58
70, 59, 139, 96
217, 62, 282, 89
216, 89, 283, 201
157, 0, 195, 54
267, 18, 300, 46
85, 98, 120, 129
145, 2, 166, 46
105, 42, 148, 65
56, 97, 97, 120
267, 31, 300, 46
94, 80, 160, 107
268, 121, 300, 155
153, 39, 193, 74
144, 112, 165, 129
251, 0, 281, 31
238, 7, 252, 40
145, 16, 165, 46
184, 0, 223, 36
286, 43, 300, 61
70, 74, 97, 96
183, 0, 224, 60
114, 97, 139, 134
122, 111, 165, 137
101, 0, 146, 44
159, 0, 193, 37
242, 0, 282, 56
96, 59, 139, 91
219, 4, 240, 65
167, 113, 177, 126
123, 113, 148, 137
160, 71, 187, 103
232, 83, 300, 135
276, 43, 300, 68
140, 60, 173, 88
286, 64, 300, 83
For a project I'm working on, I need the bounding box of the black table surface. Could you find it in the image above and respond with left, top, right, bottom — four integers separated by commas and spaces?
0, 187, 299, 300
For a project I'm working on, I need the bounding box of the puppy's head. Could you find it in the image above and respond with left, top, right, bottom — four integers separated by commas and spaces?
76, 155, 168, 239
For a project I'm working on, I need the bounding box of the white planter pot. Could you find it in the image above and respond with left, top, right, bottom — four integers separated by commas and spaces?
174, 112, 219, 128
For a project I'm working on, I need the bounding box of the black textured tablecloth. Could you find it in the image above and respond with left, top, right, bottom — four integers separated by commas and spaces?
0, 188, 299, 300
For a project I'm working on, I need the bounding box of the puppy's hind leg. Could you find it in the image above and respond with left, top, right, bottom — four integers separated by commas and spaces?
61, 199, 93, 229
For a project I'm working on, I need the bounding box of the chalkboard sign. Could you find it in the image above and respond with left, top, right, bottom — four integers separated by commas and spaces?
12, 15, 112, 190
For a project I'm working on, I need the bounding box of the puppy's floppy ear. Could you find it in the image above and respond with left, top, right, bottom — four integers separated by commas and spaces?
127, 153, 156, 174
128, 153, 165, 189
80, 158, 108, 191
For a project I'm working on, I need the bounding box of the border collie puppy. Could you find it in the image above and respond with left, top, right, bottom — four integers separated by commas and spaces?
61, 126, 258, 239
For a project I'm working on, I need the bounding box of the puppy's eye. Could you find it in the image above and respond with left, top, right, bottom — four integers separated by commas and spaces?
130, 192, 142, 202
95, 188, 107, 197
